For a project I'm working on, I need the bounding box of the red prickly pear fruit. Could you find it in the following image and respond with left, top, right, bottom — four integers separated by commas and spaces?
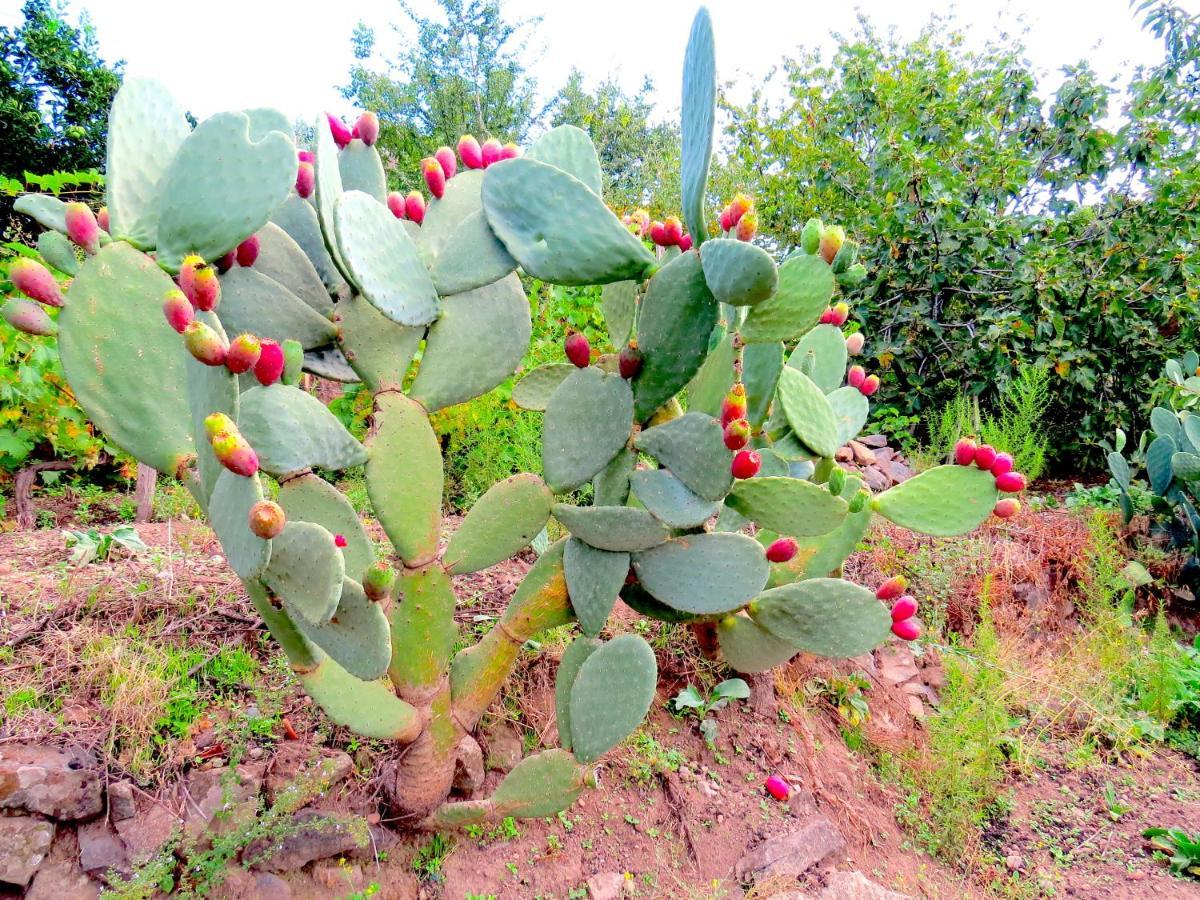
662, 216, 683, 246
648, 221, 667, 245
995, 471, 1027, 493
191, 265, 220, 312
565, 331, 591, 368
215, 251, 236, 273
828, 302, 850, 327
236, 234, 260, 267
422, 157, 446, 199
297, 149, 314, 164
178, 254, 204, 304
724, 418, 752, 451
458, 134, 484, 169
500, 142, 521, 160
890, 595, 918, 622
819, 308, 833, 325
731, 449, 761, 479
225, 333, 262, 374
65, 202, 100, 254
96, 206, 109, 233
891, 617, 921, 641
405, 191, 426, 225
211, 430, 259, 477
735, 211, 758, 242
387, 192, 408, 219
875, 575, 908, 601
765, 537, 799, 563
764, 775, 790, 801
162, 289, 194, 334
327, 113, 352, 148
204, 413, 236, 440
993, 498, 1020, 519
973, 444, 998, 470
247, 500, 286, 539
678, 233, 693, 252
721, 384, 748, 426
295, 161, 315, 198
618, 342, 643, 379
354, 111, 379, 146
434, 145, 457, 179
10, 258, 64, 307
953, 437, 977, 466
845, 332, 865, 355
363, 560, 396, 602
183, 321, 227, 367
989, 452, 1014, 476
481, 138, 503, 167
334, 534, 348, 548
728, 193, 753, 226
2, 297, 56, 336
859, 374, 880, 396
847, 365, 866, 389
254, 340, 285, 386
819, 225, 846, 264
718, 206, 733, 233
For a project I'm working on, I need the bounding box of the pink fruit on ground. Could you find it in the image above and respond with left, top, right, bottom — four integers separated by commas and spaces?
875, 575, 908, 601
434, 145, 457, 179
720, 384, 748, 426
678, 233, 693, 252
993, 498, 1020, 519
724, 418, 751, 451
765, 775, 790, 801
974, 444, 998, 470
481, 138, 503, 167
247, 500, 286, 539
765, 537, 799, 563
65, 202, 100, 254
191, 265, 220, 312
847, 365, 866, 389
995, 471, 1027, 493
859, 374, 880, 396
354, 111, 379, 146
845, 332, 865, 355
183, 321, 227, 367
565, 332, 591, 368
405, 191, 426, 224
735, 212, 758, 242
648, 221, 667, 246
225, 333, 262, 375
387, 192, 408, 219
618, 343, 643, 379
953, 437, 977, 467
295, 162, 315, 198
891, 617, 921, 641
890, 595, 918, 621
990, 453, 1015, 476
334, 534, 348, 548
327, 113, 352, 148
10, 258, 64, 307
211, 430, 258, 477
162, 289, 194, 334
731, 449, 761, 479
254, 341, 285, 386
500, 142, 521, 160
96, 207, 109, 232
662, 216, 683, 246
422, 158, 446, 199
458, 134, 484, 169
236, 235, 260, 267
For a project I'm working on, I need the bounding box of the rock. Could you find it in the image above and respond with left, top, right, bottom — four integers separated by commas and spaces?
78, 818, 129, 880
858, 434, 888, 448
0, 815, 55, 887
906, 695, 927, 720
115, 801, 181, 867
819, 871, 910, 899
1005, 853, 1023, 871
787, 788, 819, 819
346, 824, 400, 862
264, 744, 353, 804
218, 868, 294, 900
243, 810, 368, 872
109, 780, 136, 821
876, 645, 919, 686
482, 722, 523, 773
849, 440, 877, 465
0, 744, 103, 820
182, 764, 264, 846
734, 815, 846, 881
313, 859, 363, 891
588, 871, 626, 899
26, 829, 98, 900
452, 735, 485, 796
834, 446, 854, 463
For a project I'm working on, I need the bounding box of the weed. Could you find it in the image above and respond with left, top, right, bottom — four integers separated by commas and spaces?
626, 731, 684, 784
1143, 827, 1200, 878
63, 524, 147, 565
670, 678, 750, 748
806, 673, 871, 727
412, 832, 455, 882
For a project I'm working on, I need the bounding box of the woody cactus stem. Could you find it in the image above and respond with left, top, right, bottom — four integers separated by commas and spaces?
8, 5, 1012, 829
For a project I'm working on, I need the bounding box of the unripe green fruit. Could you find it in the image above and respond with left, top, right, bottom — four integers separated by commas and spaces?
801, 218, 822, 254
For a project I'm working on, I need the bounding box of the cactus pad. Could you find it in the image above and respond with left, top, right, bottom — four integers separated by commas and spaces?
630, 469, 721, 528
564, 539, 629, 636
687, 333, 736, 418
238, 384, 367, 476
600, 280, 637, 348
430, 209, 517, 296
278, 472, 374, 581
251, 223, 334, 315
292, 578, 391, 681
680, 6, 715, 244
775, 367, 840, 458
272, 194, 346, 294
568, 634, 658, 763
740, 255, 833, 343
635, 412, 733, 501
527, 125, 604, 195
726, 476, 848, 537
555, 636, 603, 752
632, 532, 768, 614
14, 194, 70, 234
512, 364, 574, 411
262, 521, 347, 624
593, 448, 636, 507
296, 653, 420, 741
542, 366, 634, 492
748, 578, 891, 658
37, 231, 79, 275
870, 464, 998, 536
216, 266, 338, 349
338, 139, 387, 201
389, 566, 458, 690
553, 503, 670, 552
444, 474, 553, 574
335, 293, 423, 391
700, 239, 778, 306
491, 749, 588, 818
827, 386, 870, 446
717, 613, 798, 673
208, 470, 271, 579
787, 324, 848, 394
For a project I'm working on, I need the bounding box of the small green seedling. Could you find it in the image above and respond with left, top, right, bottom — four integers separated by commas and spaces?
63, 524, 148, 565
671, 678, 750, 747
1145, 827, 1200, 878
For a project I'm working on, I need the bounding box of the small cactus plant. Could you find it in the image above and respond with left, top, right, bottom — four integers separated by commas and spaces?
6, 6, 1017, 829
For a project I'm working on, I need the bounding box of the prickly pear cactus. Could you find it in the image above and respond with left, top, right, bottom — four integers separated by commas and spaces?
6, 6, 1026, 829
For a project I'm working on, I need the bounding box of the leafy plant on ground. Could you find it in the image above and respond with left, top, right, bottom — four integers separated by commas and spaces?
806, 673, 871, 726
1143, 827, 1200, 878
670, 678, 750, 747
63, 523, 146, 565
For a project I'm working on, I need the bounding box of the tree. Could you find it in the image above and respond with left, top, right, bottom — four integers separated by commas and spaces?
0, 0, 122, 178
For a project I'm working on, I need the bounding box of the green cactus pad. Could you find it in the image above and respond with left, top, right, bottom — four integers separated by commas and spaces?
410, 274, 530, 411
787, 324, 848, 394
727, 476, 848, 537
297, 656, 420, 741
389, 565, 458, 690
1151, 406, 1180, 440
757, 448, 791, 478
633, 250, 719, 419
417, 170, 484, 264
59, 243, 193, 475
768, 477, 871, 584
632, 532, 768, 614
619, 582, 699, 623
601, 280, 637, 348
482, 157, 655, 285
828, 386, 869, 446
542, 366, 634, 492
238, 384, 367, 476
1184, 414, 1200, 451
630, 468, 721, 529
555, 636, 602, 753
186, 322, 239, 506
687, 333, 735, 418
335, 293, 423, 392
1108, 451, 1131, 491
700, 240, 778, 306
714, 502, 751, 533
743, 342, 784, 427
748, 578, 891, 658
333, 190, 440, 327
680, 7, 715, 245
241, 108, 291, 140
444, 474, 553, 574
717, 613, 799, 673
563, 539, 628, 636
740, 255, 834, 344
635, 412, 732, 501
154, 110, 295, 271
208, 469, 271, 579
871, 464, 998, 536
263, 521, 346, 624
553, 503, 670, 552
272, 194, 346, 294
430, 209, 518, 296
292, 577, 390, 681
1173, 452, 1200, 481
527, 125, 604, 195
775, 367, 841, 458
569, 634, 657, 763
1147, 435, 1176, 494
593, 448, 636, 507
216, 267, 338, 349
312, 116, 357, 288
492, 749, 588, 818
367, 391, 443, 566
37, 231, 79, 275
251, 223, 334, 316
338, 139, 387, 201
512, 364, 574, 411
278, 472, 373, 581
14, 194, 70, 234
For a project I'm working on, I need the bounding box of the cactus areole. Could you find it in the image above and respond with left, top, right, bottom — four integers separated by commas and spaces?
9, 6, 1013, 830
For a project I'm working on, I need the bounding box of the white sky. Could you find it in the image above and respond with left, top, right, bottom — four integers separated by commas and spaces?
4, 0, 1199, 127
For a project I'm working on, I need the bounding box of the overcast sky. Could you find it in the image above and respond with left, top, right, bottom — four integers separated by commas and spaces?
3, 0, 1198, 128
